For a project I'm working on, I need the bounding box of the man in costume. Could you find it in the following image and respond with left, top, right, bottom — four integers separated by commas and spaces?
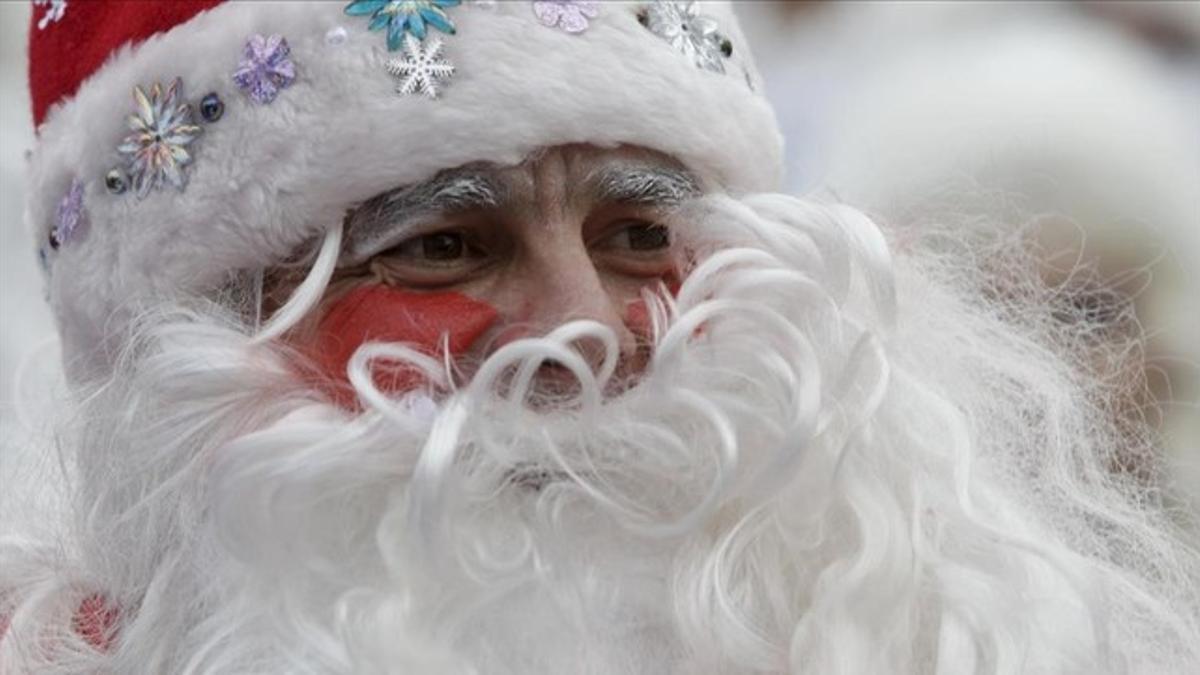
2, 1, 1198, 672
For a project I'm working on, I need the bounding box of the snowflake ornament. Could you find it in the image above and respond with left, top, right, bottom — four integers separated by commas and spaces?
638, 1, 732, 74
116, 78, 202, 198
233, 34, 297, 105
386, 35, 455, 99
33, 0, 67, 30
51, 178, 86, 248
345, 0, 461, 51
533, 1, 599, 34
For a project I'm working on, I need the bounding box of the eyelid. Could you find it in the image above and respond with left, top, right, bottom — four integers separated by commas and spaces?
341, 170, 503, 266
588, 217, 670, 250
366, 232, 494, 289
340, 213, 448, 268
392, 231, 488, 264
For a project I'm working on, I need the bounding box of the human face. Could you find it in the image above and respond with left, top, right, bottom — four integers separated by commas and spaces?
292, 145, 702, 399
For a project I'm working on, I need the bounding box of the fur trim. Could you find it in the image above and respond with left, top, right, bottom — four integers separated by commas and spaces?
26, 1, 782, 379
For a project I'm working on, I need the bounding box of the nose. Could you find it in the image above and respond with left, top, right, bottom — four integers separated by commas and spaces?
495, 238, 641, 375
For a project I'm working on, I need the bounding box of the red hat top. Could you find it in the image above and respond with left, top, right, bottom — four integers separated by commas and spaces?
28, 0, 223, 128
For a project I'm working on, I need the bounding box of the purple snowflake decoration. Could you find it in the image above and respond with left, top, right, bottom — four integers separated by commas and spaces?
233, 34, 296, 105
52, 178, 86, 247
532, 0, 598, 34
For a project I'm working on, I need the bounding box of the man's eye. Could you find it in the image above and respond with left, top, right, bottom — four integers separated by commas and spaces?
420, 232, 465, 260
392, 231, 471, 262
621, 222, 670, 251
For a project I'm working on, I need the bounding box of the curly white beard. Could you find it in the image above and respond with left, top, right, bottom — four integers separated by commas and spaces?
2, 195, 1198, 674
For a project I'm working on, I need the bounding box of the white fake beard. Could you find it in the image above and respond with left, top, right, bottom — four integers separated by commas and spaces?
3, 195, 1198, 674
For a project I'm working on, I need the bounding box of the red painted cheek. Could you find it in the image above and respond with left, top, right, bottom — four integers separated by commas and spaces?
309, 285, 498, 403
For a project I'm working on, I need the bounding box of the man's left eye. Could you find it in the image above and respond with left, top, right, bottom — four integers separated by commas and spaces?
615, 221, 671, 251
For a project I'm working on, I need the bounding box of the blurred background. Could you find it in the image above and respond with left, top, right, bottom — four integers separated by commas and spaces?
2, 2, 1198, 511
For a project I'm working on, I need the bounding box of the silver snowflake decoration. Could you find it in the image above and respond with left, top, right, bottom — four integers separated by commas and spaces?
33, 0, 68, 30
385, 34, 455, 99
638, 1, 731, 74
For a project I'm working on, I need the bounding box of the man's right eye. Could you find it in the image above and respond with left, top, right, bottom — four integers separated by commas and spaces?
368, 229, 492, 288
392, 231, 472, 263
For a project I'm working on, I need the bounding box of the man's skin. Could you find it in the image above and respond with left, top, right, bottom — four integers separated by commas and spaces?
289, 144, 701, 397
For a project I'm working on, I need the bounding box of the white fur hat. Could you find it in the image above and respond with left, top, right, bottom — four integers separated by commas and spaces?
25, 0, 782, 379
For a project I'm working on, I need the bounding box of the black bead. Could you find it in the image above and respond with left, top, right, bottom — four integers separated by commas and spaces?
720, 38, 733, 58
637, 8, 649, 27
200, 92, 224, 123
48, 229, 60, 250
105, 169, 128, 194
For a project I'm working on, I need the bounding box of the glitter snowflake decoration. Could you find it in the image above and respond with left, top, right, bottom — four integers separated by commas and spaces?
232, 34, 297, 105
116, 78, 202, 198
33, 0, 67, 30
386, 35, 455, 99
51, 178, 86, 248
533, 1, 599, 34
638, 1, 731, 74
345, 0, 461, 51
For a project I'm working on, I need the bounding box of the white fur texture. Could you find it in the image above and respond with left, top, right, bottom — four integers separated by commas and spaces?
3, 195, 1198, 673
26, 1, 782, 380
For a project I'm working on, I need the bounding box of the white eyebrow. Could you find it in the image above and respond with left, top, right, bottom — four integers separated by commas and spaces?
341, 167, 504, 266
591, 164, 701, 206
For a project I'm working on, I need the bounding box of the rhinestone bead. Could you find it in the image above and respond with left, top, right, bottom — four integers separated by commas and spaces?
325, 26, 348, 46
104, 169, 128, 194
200, 92, 224, 122
48, 228, 61, 250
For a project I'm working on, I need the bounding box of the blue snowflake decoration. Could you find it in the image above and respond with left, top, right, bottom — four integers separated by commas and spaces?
344, 0, 461, 51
